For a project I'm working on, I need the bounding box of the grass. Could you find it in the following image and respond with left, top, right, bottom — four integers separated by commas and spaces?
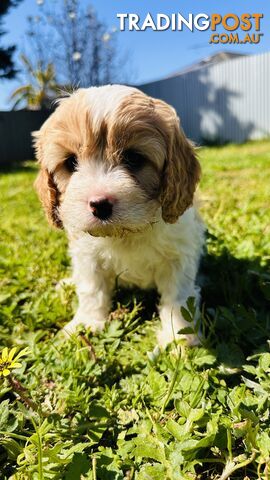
0, 139, 269, 480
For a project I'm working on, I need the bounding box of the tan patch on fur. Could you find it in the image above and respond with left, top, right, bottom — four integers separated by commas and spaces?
33, 90, 98, 227
33, 86, 201, 229
103, 91, 171, 202
107, 91, 201, 221
135, 163, 160, 200
161, 119, 201, 223
37, 91, 96, 165
108, 92, 168, 169
34, 168, 62, 228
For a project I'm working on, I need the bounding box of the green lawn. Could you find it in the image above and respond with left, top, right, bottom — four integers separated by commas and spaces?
0, 140, 269, 480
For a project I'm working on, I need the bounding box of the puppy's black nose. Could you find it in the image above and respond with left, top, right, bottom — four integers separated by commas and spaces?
89, 198, 113, 220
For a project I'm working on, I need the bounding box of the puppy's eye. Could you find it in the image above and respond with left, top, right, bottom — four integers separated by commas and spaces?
64, 154, 78, 173
122, 149, 147, 172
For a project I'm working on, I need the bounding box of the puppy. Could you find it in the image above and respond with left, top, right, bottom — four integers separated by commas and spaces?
34, 85, 204, 347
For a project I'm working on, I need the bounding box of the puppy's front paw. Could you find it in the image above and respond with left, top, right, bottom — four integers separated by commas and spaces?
157, 327, 201, 349
63, 312, 106, 337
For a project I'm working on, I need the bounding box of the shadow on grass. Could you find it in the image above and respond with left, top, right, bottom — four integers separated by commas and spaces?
111, 238, 270, 369
199, 243, 270, 367
112, 286, 158, 321
0, 160, 37, 175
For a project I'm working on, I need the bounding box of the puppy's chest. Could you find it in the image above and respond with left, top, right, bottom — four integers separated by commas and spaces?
99, 236, 166, 289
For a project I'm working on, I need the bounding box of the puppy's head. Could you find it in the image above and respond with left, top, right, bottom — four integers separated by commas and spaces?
34, 85, 200, 237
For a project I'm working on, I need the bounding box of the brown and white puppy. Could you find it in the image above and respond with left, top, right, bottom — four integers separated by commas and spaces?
34, 85, 204, 346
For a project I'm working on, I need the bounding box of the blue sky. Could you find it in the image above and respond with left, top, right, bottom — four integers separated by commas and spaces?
1, 0, 270, 109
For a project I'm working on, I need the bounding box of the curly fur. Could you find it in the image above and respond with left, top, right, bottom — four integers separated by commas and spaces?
33, 84, 204, 346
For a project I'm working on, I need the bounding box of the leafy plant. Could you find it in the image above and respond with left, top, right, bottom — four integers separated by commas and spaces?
10, 55, 60, 110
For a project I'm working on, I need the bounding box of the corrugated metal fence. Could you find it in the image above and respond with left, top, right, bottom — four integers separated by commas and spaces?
139, 51, 270, 144
0, 110, 50, 166
0, 52, 269, 166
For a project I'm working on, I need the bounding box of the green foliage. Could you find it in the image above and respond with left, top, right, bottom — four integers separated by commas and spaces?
0, 140, 270, 479
10, 55, 60, 110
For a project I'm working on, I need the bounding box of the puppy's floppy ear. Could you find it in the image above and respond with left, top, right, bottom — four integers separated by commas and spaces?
33, 130, 63, 229
160, 110, 201, 223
